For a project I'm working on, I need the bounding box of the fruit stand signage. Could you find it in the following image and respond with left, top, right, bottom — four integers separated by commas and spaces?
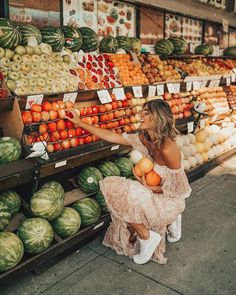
148, 85, 156, 97
187, 121, 194, 133
192, 81, 202, 90
97, 89, 112, 104
112, 87, 126, 100
132, 86, 143, 98
25, 94, 44, 110
156, 84, 164, 96
186, 81, 192, 91
63, 92, 77, 103
167, 83, 175, 93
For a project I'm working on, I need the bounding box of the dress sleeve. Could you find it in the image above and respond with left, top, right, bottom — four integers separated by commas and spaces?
122, 133, 149, 156
161, 168, 192, 199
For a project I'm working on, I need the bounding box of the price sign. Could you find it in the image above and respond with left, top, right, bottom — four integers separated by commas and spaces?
132, 86, 143, 98
187, 121, 194, 133
214, 80, 221, 87
55, 160, 67, 168
97, 90, 112, 104
186, 81, 192, 92
167, 83, 174, 93
193, 81, 202, 90
208, 80, 216, 88
232, 74, 236, 83
111, 145, 120, 151
63, 92, 77, 103
201, 80, 208, 88
156, 84, 164, 96
173, 83, 180, 93
233, 68, 236, 74
226, 77, 231, 86
93, 221, 104, 230
112, 87, 125, 100
148, 85, 156, 97
26, 94, 44, 110
200, 120, 205, 130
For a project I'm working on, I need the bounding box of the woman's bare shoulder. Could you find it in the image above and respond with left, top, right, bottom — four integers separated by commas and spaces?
160, 139, 181, 169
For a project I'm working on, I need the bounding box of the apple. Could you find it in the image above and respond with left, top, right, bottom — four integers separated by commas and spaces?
111, 101, 118, 110
63, 55, 71, 63
66, 120, 74, 129
107, 112, 114, 120
49, 110, 58, 120
41, 111, 50, 121
98, 105, 106, 113
65, 101, 74, 109
15, 86, 28, 96
125, 108, 132, 116
58, 109, 66, 119
76, 127, 83, 136
22, 54, 31, 63
40, 53, 48, 62
100, 114, 109, 122
105, 103, 112, 112
122, 100, 128, 108
6, 80, 16, 92
25, 45, 34, 55
116, 128, 122, 134
29, 79, 38, 87
119, 118, 125, 126
68, 128, 76, 138
34, 45, 42, 55
78, 137, 85, 145
22, 111, 33, 124
92, 135, 100, 142
40, 71, 48, 79
19, 72, 28, 79
46, 78, 54, 85
123, 125, 132, 133
57, 101, 65, 110
114, 110, 120, 118
37, 78, 46, 87
39, 123, 47, 133
31, 104, 42, 112
100, 123, 107, 129
32, 112, 42, 123
59, 130, 68, 140
50, 131, 60, 142
47, 143, 54, 153
124, 117, 131, 124
70, 137, 79, 147
57, 119, 66, 130
92, 105, 99, 114
85, 135, 92, 144
0, 47, 5, 58
42, 101, 52, 112
1, 57, 11, 67
31, 54, 40, 63
14, 45, 26, 56
39, 61, 48, 71
0, 67, 8, 76
5, 49, 14, 59
92, 115, 99, 124
47, 122, 57, 132
53, 143, 62, 152
45, 85, 54, 94
12, 54, 22, 63
28, 87, 36, 95
8, 72, 19, 81
21, 63, 31, 73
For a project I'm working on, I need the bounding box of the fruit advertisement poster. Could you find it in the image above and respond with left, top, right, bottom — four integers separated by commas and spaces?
165, 13, 202, 44
9, 0, 60, 27
229, 28, 236, 47
97, 0, 136, 38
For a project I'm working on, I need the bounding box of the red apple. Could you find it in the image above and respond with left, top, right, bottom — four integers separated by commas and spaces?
105, 103, 112, 112
57, 109, 66, 119
100, 114, 109, 122
54, 143, 63, 151
59, 130, 68, 140
80, 107, 87, 116
107, 112, 114, 121
123, 125, 132, 133
41, 111, 50, 121
57, 101, 65, 109
122, 100, 128, 108
66, 120, 74, 129
31, 104, 42, 112
98, 105, 107, 113
50, 131, 60, 142
92, 105, 99, 114
114, 110, 120, 118
68, 128, 76, 138
125, 108, 132, 116
76, 127, 83, 136
32, 112, 42, 123
86, 107, 93, 115
119, 118, 125, 126
124, 117, 131, 124
26, 135, 34, 144
111, 101, 118, 110
100, 123, 107, 129
22, 111, 33, 124
65, 101, 74, 109
42, 101, 52, 112
47, 122, 57, 132
39, 123, 47, 133
117, 101, 122, 108
116, 128, 123, 134
57, 119, 66, 131
62, 140, 71, 149
78, 137, 85, 145
85, 135, 92, 144
52, 102, 60, 111
42, 132, 50, 141
92, 115, 99, 124
70, 137, 79, 147
49, 110, 58, 120
92, 135, 100, 142
46, 144, 54, 152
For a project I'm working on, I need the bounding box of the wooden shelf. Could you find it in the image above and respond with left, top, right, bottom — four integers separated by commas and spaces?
0, 96, 15, 112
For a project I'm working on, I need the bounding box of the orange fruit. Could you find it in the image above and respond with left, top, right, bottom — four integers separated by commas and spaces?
145, 170, 161, 186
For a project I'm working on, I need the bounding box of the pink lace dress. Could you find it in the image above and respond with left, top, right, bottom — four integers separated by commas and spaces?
99, 133, 192, 264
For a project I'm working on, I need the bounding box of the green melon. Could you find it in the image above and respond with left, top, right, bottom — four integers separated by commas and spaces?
20, 24, 42, 45
154, 39, 174, 55
41, 181, 64, 199
0, 18, 22, 49
0, 137, 22, 165
30, 187, 64, 221
78, 27, 99, 52
116, 36, 132, 52
72, 198, 101, 227
0, 232, 24, 272
51, 207, 81, 238
17, 218, 53, 254
130, 37, 142, 53
0, 201, 11, 231
40, 26, 65, 52
194, 44, 210, 55
0, 190, 21, 216
99, 36, 118, 53
95, 191, 108, 214
98, 161, 121, 177
114, 157, 134, 177
168, 37, 188, 55
77, 167, 103, 193
61, 26, 82, 52
224, 46, 236, 57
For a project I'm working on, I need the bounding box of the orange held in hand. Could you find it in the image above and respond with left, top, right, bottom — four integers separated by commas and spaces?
134, 164, 143, 177
137, 157, 154, 173
145, 170, 161, 186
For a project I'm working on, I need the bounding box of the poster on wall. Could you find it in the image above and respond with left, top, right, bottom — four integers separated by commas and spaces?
204, 22, 219, 45
229, 28, 236, 46
97, 0, 136, 38
165, 13, 202, 44
63, 0, 97, 31
140, 6, 164, 45
9, 0, 60, 27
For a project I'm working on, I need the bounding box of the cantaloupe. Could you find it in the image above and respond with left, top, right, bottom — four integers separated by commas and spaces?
201, 152, 209, 162
195, 143, 205, 154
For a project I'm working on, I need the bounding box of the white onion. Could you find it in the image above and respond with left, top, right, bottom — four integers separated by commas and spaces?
182, 135, 190, 145
195, 153, 203, 165
181, 146, 191, 160
189, 144, 197, 156
176, 135, 184, 147
188, 156, 198, 168
183, 160, 191, 171
129, 150, 143, 164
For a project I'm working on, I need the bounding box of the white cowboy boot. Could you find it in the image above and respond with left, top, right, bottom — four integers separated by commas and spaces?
133, 230, 161, 265
167, 214, 182, 243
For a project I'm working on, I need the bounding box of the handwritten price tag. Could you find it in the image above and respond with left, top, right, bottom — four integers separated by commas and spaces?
208, 80, 215, 88
112, 88, 125, 101
167, 83, 174, 93
97, 90, 112, 104
193, 81, 202, 90
148, 85, 156, 97
232, 74, 236, 83
187, 121, 194, 133
201, 80, 208, 88
226, 77, 231, 86
186, 82, 192, 92
26, 94, 44, 110
63, 92, 77, 103
156, 84, 164, 96
111, 145, 120, 151
55, 160, 67, 168
233, 68, 236, 74
173, 83, 180, 93
132, 86, 143, 98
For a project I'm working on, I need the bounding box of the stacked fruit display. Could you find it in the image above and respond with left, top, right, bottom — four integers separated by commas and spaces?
224, 86, 236, 110
108, 54, 149, 86
137, 54, 181, 83
192, 87, 230, 117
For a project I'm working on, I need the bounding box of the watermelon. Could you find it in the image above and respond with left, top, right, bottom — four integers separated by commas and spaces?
0, 232, 24, 272
20, 24, 42, 45
0, 190, 21, 216
98, 161, 120, 177
208, 44, 214, 55
0, 137, 22, 165
168, 37, 188, 55
40, 26, 65, 52
0, 18, 22, 49
224, 46, 236, 57
78, 27, 99, 52
17, 218, 53, 254
114, 157, 134, 177
116, 36, 132, 52
130, 37, 142, 53
51, 207, 81, 238
154, 39, 174, 55
41, 181, 64, 199
99, 36, 118, 53
95, 191, 108, 214
61, 26, 82, 52
77, 167, 103, 193
0, 201, 11, 231
30, 187, 64, 221
72, 198, 101, 227
194, 44, 210, 55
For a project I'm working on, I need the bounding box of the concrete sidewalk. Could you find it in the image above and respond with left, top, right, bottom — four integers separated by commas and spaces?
2, 156, 236, 295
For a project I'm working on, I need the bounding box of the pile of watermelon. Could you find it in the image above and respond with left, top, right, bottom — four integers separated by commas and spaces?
0, 137, 22, 166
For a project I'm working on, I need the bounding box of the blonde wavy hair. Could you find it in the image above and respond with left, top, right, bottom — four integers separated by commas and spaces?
142, 99, 179, 149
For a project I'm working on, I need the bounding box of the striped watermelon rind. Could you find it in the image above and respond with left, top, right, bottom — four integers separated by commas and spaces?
0, 232, 24, 272
40, 26, 65, 52
0, 18, 22, 49
154, 39, 174, 55
72, 198, 101, 227
61, 26, 82, 52
20, 24, 42, 45
30, 187, 64, 221
17, 218, 53, 254
99, 36, 118, 53
0, 201, 11, 231
116, 36, 132, 52
51, 207, 81, 238
95, 191, 108, 214
78, 27, 99, 53
0, 137, 22, 165
42, 181, 64, 199
77, 167, 103, 193
0, 190, 21, 216
98, 161, 121, 177
114, 157, 134, 177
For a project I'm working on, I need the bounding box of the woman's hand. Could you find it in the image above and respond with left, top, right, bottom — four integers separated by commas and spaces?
132, 168, 143, 183
133, 168, 162, 193
65, 109, 82, 128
